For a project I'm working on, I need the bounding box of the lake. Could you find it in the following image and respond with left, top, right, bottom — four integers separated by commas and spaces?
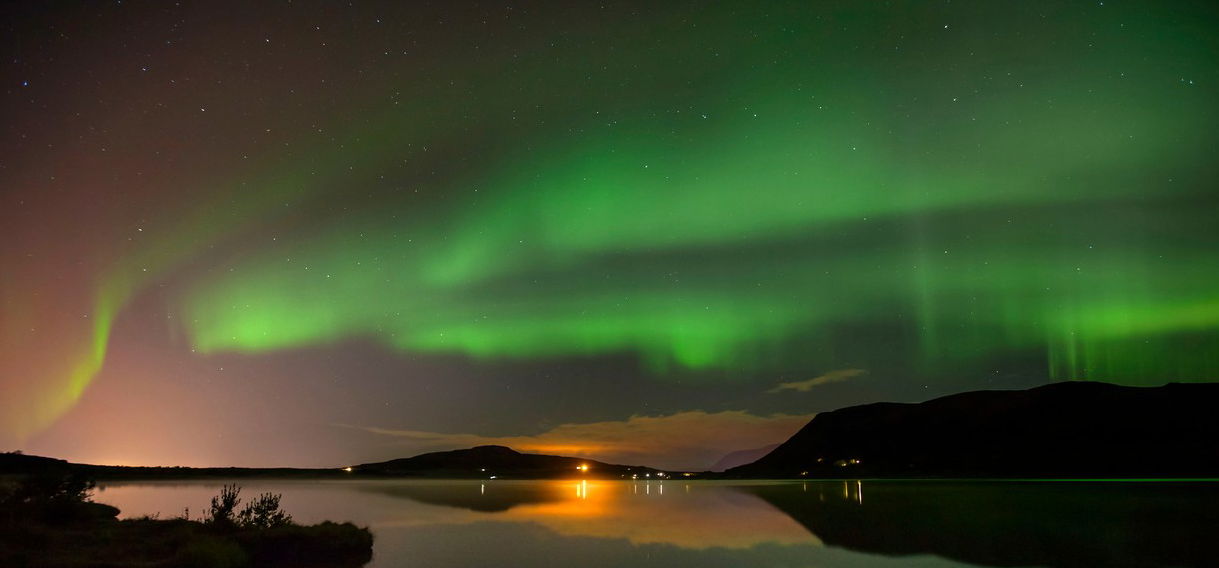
95, 478, 1219, 567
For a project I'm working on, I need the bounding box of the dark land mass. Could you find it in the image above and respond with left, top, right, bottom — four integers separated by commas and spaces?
730, 381, 1219, 478
1, 514, 373, 568
745, 480, 1219, 568
0, 472, 372, 568
1, 445, 661, 482
6, 382, 1219, 485
351, 445, 662, 479
0, 452, 346, 481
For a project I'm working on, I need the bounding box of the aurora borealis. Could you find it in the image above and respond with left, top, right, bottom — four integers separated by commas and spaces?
2, 1, 1217, 468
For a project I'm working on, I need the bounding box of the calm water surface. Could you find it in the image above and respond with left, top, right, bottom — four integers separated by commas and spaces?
95, 479, 1219, 567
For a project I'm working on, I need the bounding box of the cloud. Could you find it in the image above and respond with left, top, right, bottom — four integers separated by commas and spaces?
339, 410, 811, 471
767, 368, 866, 393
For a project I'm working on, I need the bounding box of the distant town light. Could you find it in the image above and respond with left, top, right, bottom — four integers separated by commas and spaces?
343, 466, 353, 472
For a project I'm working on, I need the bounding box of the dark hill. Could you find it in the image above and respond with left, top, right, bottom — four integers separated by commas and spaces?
353, 445, 660, 479
0, 452, 73, 476
729, 381, 1219, 478
0, 446, 661, 481
0, 452, 342, 480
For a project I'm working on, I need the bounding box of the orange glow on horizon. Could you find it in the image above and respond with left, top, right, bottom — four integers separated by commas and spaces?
514, 444, 606, 456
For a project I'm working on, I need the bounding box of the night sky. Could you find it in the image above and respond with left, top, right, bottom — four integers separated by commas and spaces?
2, 1, 1217, 470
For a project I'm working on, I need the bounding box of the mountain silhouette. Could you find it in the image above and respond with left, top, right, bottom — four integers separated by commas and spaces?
0, 446, 661, 480
353, 445, 661, 479
730, 381, 1219, 477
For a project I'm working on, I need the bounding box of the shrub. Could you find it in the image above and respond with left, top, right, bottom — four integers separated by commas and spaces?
207, 485, 293, 530
0, 472, 104, 525
207, 484, 242, 528
1, 472, 94, 506
237, 492, 293, 529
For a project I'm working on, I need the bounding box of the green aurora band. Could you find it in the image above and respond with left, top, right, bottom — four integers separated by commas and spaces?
177, 3, 1219, 383
12, 2, 1215, 445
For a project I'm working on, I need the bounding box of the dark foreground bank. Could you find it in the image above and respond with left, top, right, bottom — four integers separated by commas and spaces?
0, 474, 372, 568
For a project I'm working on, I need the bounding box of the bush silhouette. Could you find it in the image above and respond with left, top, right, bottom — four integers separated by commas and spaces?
238, 491, 293, 529
207, 484, 242, 528
1, 471, 94, 506
207, 485, 293, 530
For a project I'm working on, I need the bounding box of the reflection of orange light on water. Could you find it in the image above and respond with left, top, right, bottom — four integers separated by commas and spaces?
497, 481, 820, 550
527, 481, 609, 517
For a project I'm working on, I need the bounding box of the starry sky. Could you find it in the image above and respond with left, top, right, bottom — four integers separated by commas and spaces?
2, 1, 1217, 470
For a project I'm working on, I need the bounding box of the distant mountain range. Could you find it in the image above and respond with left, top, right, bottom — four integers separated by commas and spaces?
0, 451, 344, 480
0, 445, 662, 481
352, 445, 661, 479
6, 382, 1218, 480
729, 381, 1219, 478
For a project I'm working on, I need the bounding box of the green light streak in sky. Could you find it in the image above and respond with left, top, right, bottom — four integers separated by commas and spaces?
182, 193, 1219, 382
421, 89, 1188, 287
13, 0, 1219, 455
166, 3, 1219, 384
19, 141, 416, 438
